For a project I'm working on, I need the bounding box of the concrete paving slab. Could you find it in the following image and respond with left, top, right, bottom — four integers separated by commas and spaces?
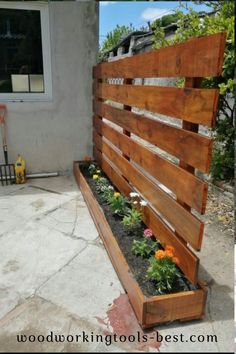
0, 176, 234, 352
0, 220, 86, 319
38, 198, 99, 240
0, 297, 71, 352
28, 175, 79, 197
73, 208, 99, 241
0, 296, 129, 353
0, 186, 75, 235
0, 184, 25, 197
61, 317, 127, 353
154, 322, 220, 352
38, 244, 124, 323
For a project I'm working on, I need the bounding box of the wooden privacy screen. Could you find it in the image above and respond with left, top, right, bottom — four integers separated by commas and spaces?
92, 32, 226, 284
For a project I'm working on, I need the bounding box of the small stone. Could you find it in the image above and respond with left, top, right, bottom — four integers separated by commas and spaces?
223, 191, 234, 199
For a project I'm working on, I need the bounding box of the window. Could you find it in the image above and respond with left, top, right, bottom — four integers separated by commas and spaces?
0, 2, 52, 101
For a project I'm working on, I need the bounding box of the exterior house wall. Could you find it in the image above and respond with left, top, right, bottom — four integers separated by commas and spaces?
1, 1, 98, 173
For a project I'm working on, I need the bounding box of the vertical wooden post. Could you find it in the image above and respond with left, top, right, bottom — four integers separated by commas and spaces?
181, 78, 203, 158
122, 78, 133, 182
122, 78, 133, 160
179, 77, 203, 208
176, 77, 203, 244
92, 67, 104, 162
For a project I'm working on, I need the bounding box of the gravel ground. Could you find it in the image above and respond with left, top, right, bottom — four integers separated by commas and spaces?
205, 184, 234, 238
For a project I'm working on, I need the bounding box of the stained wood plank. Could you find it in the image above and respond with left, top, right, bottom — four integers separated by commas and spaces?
74, 162, 145, 323
122, 78, 132, 175
180, 77, 204, 174
93, 32, 226, 79
144, 288, 205, 325
93, 148, 199, 284
177, 78, 203, 212
94, 101, 213, 173
93, 134, 204, 251
94, 116, 208, 213
94, 83, 218, 127
74, 161, 206, 327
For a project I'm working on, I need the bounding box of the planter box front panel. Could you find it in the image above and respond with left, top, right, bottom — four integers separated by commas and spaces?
74, 162, 206, 327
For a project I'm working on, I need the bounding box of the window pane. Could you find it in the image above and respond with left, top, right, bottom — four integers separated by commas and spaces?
29, 75, 44, 92
11, 74, 29, 92
0, 8, 44, 93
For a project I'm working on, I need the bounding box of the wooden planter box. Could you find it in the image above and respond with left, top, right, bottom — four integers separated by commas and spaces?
74, 161, 207, 328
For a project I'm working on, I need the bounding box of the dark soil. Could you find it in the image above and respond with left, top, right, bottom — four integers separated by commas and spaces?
80, 162, 197, 297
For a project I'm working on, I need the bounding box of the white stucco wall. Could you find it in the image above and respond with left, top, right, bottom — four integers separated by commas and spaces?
1, 1, 98, 173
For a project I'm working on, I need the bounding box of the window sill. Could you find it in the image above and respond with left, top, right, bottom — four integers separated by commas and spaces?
0, 93, 53, 103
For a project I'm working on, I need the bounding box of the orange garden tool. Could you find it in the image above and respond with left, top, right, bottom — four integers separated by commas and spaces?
0, 105, 15, 185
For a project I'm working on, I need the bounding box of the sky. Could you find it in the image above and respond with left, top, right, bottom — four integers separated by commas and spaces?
99, 1, 211, 45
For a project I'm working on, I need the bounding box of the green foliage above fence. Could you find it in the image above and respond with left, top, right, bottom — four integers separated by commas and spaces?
152, 0, 235, 182
99, 24, 135, 61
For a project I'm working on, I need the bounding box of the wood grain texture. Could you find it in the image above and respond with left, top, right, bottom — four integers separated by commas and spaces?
144, 288, 205, 325
175, 78, 203, 244
94, 101, 213, 173
122, 78, 132, 168
94, 116, 208, 213
73, 162, 145, 324
93, 32, 226, 79
73, 161, 206, 327
94, 82, 219, 127
93, 134, 204, 251
94, 147, 199, 283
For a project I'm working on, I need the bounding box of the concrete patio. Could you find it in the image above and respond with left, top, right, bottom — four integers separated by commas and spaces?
0, 176, 233, 352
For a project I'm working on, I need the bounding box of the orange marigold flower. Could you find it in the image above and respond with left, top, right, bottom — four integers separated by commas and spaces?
172, 257, 180, 265
165, 245, 174, 254
84, 156, 91, 161
155, 250, 166, 260
165, 250, 174, 258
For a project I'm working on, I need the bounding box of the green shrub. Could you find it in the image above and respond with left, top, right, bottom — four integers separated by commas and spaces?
122, 208, 142, 229
152, 1, 235, 181
132, 239, 157, 258
108, 192, 130, 216
88, 163, 97, 176
147, 256, 180, 294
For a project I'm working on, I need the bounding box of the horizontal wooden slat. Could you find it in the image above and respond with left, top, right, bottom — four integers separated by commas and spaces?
93, 132, 204, 251
94, 83, 218, 128
93, 147, 199, 284
74, 162, 145, 322
94, 101, 213, 173
144, 289, 205, 325
93, 32, 226, 79
94, 117, 208, 214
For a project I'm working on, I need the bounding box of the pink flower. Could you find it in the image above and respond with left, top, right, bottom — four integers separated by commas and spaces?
143, 228, 153, 238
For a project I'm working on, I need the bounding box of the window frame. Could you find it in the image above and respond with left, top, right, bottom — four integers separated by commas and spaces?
0, 1, 52, 102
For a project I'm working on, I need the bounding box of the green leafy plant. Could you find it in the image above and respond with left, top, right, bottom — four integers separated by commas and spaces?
99, 184, 115, 203
99, 23, 135, 62
122, 208, 142, 229
152, 1, 235, 181
108, 192, 130, 216
95, 177, 114, 203
147, 256, 180, 295
151, 13, 181, 29
88, 163, 97, 177
131, 239, 157, 258
146, 246, 181, 294
95, 177, 109, 192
